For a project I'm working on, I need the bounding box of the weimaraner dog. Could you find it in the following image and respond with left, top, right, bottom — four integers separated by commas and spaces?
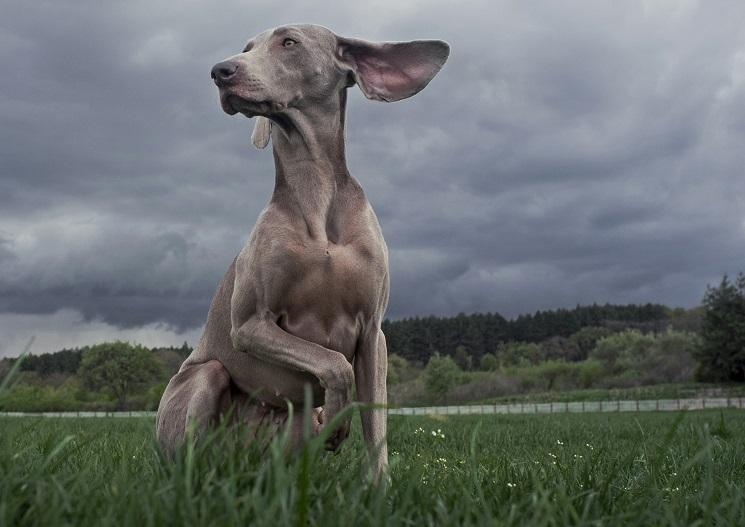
156, 23, 449, 477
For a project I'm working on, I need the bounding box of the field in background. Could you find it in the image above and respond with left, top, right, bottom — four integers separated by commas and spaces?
2, 410, 744, 525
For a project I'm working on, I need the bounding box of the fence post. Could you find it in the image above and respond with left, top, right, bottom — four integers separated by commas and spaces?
636, 400, 639, 412
617, 400, 620, 412
702, 398, 706, 410
582, 401, 585, 412
534, 403, 538, 414
600, 401, 603, 412
656, 400, 659, 411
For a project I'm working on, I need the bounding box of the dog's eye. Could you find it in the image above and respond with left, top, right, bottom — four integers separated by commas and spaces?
283, 38, 297, 48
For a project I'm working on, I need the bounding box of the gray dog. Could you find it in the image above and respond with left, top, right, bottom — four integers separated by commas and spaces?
156, 23, 449, 478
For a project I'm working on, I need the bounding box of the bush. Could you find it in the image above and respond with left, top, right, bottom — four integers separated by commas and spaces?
590, 330, 655, 374
578, 359, 604, 389
495, 341, 540, 368
448, 372, 521, 403
540, 337, 583, 362
644, 330, 699, 383
479, 353, 498, 371
511, 360, 580, 392
569, 327, 613, 361
423, 354, 461, 402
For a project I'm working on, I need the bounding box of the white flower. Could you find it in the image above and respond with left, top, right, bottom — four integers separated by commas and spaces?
506, 482, 516, 488
556, 440, 564, 446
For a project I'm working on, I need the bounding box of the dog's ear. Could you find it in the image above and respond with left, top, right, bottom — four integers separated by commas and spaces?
336, 36, 449, 102
251, 117, 272, 149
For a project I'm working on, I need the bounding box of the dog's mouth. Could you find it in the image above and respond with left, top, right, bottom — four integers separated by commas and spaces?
219, 91, 273, 118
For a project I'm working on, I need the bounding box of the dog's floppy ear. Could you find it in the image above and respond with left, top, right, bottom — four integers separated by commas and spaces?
251, 116, 272, 149
336, 36, 449, 102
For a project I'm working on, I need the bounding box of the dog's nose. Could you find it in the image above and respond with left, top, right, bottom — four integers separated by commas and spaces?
211, 61, 239, 86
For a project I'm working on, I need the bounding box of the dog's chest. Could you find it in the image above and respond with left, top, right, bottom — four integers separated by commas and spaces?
278, 238, 384, 308
264, 237, 385, 357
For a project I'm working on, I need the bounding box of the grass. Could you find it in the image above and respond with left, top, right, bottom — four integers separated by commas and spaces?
1, 409, 744, 526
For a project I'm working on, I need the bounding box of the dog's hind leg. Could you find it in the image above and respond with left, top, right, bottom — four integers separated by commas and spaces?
155, 360, 231, 457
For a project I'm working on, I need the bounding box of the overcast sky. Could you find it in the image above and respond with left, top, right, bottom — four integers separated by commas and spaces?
1, 0, 744, 357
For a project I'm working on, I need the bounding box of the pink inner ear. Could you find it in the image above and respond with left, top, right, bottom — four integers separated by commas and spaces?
345, 40, 448, 102
357, 58, 430, 100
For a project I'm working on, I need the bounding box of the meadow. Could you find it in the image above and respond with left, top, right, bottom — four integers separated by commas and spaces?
1, 409, 744, 526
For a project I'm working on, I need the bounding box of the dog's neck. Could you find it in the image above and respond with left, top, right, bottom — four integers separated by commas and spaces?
269, 90, 360, 241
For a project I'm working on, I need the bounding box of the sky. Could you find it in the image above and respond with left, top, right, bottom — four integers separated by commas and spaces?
1, 0, 744, 357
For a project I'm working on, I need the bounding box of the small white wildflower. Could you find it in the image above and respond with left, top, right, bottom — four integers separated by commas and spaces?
431, 430, 437, 437
548, 452, 557, 458
506, 482, 516, 488
556, 440, 564, 446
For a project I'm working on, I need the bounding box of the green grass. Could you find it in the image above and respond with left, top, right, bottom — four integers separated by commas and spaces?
1, 410, 744, 526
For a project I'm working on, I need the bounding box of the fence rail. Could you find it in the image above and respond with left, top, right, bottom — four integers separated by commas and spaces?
387, 397, 745, 416
1, 397, 744, 419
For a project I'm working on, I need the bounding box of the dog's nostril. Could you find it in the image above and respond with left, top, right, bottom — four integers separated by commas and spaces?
211, 61, 239, 83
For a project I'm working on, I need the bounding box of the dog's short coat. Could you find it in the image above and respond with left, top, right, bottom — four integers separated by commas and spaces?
156, 24, 449, 478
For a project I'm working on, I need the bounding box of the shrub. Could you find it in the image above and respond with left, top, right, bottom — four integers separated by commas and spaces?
479, 353, 498, 371
423, 353, 461, 403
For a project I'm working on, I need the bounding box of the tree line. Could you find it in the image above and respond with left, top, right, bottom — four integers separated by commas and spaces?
382, 303, 676, 365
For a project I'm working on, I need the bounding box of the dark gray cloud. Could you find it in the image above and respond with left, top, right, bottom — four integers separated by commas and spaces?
2, 1, 745, 355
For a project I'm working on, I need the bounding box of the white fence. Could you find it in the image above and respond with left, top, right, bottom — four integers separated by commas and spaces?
387, 397, 745, 416
1, 397, 744, 418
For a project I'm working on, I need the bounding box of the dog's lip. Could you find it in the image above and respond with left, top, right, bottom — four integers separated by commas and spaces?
218, 89, 269, 117
220, 93, 238, 115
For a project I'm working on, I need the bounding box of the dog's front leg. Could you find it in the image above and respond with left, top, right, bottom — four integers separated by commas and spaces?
230, 316, 354, 447
354, 327, 388, 481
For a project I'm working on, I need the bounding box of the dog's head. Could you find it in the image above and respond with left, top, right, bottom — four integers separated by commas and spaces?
211, 24, 449, 148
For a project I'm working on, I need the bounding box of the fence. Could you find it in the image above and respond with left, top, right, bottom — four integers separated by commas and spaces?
1, 397, 744, 418
387, 397, 745, 416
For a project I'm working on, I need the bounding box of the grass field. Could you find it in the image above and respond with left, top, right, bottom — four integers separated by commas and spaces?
1, 410, 744, 526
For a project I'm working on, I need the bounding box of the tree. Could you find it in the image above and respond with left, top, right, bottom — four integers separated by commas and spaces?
387, 354, 410, 385
479, 353, 498, 371
568, 327, 613, 361
590, 330, 655, 375
423, 353, 461, 402
453, 345, 473, 371
696, 274, 745, 382
78, 341, 162, 409
540, 336, 582, 362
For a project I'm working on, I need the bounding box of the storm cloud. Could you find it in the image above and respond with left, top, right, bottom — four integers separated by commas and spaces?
2, 0, 745, 356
